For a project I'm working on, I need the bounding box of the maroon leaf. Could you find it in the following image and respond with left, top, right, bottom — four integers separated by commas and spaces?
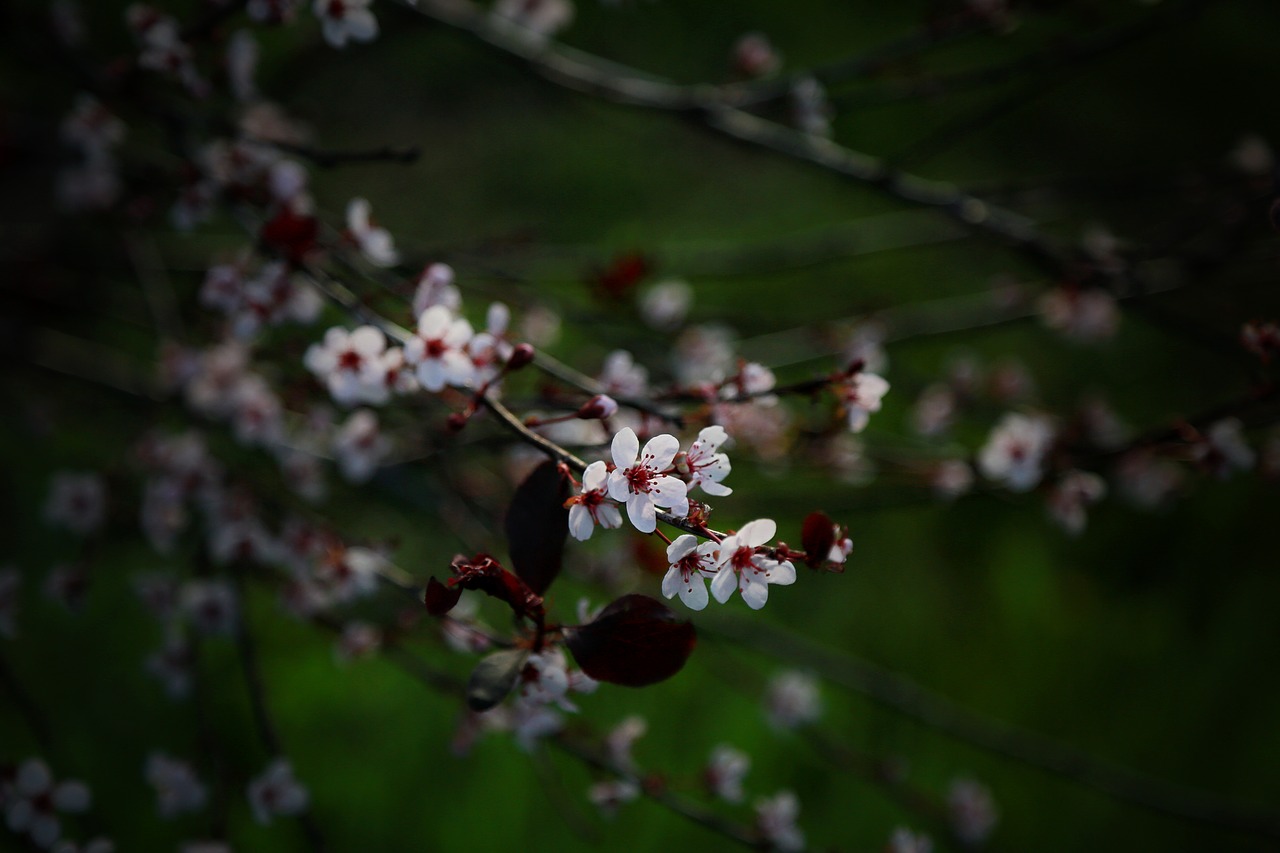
441, 554, 545, 624
424, 576, 461, 616
565, 594, 696, 687
504, 460, 570, 595
801, 511, 836, 568
466, 648, 530, 712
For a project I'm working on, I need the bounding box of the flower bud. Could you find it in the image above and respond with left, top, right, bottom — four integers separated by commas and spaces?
506, 343, 536, 372
577, 394, 618, 420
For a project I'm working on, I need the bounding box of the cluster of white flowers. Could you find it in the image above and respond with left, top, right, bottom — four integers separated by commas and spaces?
201, 258, 322, 339
566, 426, 809, 610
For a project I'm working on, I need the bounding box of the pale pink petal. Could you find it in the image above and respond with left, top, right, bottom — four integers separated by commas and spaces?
597, 503, 622, 529
606, 469, 630, 503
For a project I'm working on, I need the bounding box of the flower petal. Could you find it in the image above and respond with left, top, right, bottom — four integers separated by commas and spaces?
740, 574, 769, 610
611, 427, 639, 470
641, 433, 680, 471
739, 518, 776, 548
710, 566, 737, 603
679, 577, 709, 611
568, 504, 593, 541
626, 493, 656, 533
583, 460, 607, 491
666, 534, 698, 563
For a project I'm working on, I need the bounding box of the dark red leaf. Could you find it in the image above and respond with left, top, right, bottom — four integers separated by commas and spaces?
565, 594, 696, 687
424, 576, 461, 616
801, 511, 835, 568
445, 553, 544, 623
466, 648, 530, 712
504, 460, 570, 595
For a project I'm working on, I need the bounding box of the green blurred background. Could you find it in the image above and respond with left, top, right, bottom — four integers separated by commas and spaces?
2, 0, 1280, 850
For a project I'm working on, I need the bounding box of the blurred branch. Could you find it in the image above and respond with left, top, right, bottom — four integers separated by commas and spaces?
0, 651, 57, 755
703, 613, 1280, 840
231, 571, 329, 853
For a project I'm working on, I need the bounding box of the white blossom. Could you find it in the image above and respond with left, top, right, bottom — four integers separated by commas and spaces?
755, 790, 805, 852
304, 326, 392, 406
661, 534, 719, 611
1046, 470, 1106, 535
332, 409, 390, 483
705, 744, 750, 803
346, 197, 398, 267
145, 753, 207, 819
3, 759, 91, 849
247, 760, 308, 824
839, 372, 889, 433
947, 778, 998, 846
567, 461, 623, 541
764, 670, 822, 730
404, 306, 475, 392
313, 0, 378, 48
680, 425, 733, 497
709, 519, 795, 610
978, 413, 1054, 492
44, 472, 106, 536
606, 428, 689, 533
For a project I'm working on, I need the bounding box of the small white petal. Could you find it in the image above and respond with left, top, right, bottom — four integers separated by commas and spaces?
660, 566, 681, 599
666, 534, 698, 563
710, 567, 737, 603
583, 460, 608, 491
740, 575, 769, 610
568, 504, 594, 541
679, 577, 709, 611
642, 433, 680, 471
611, 428, 639, 470
625, 493, 656, 533
739, 518, 776, 548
